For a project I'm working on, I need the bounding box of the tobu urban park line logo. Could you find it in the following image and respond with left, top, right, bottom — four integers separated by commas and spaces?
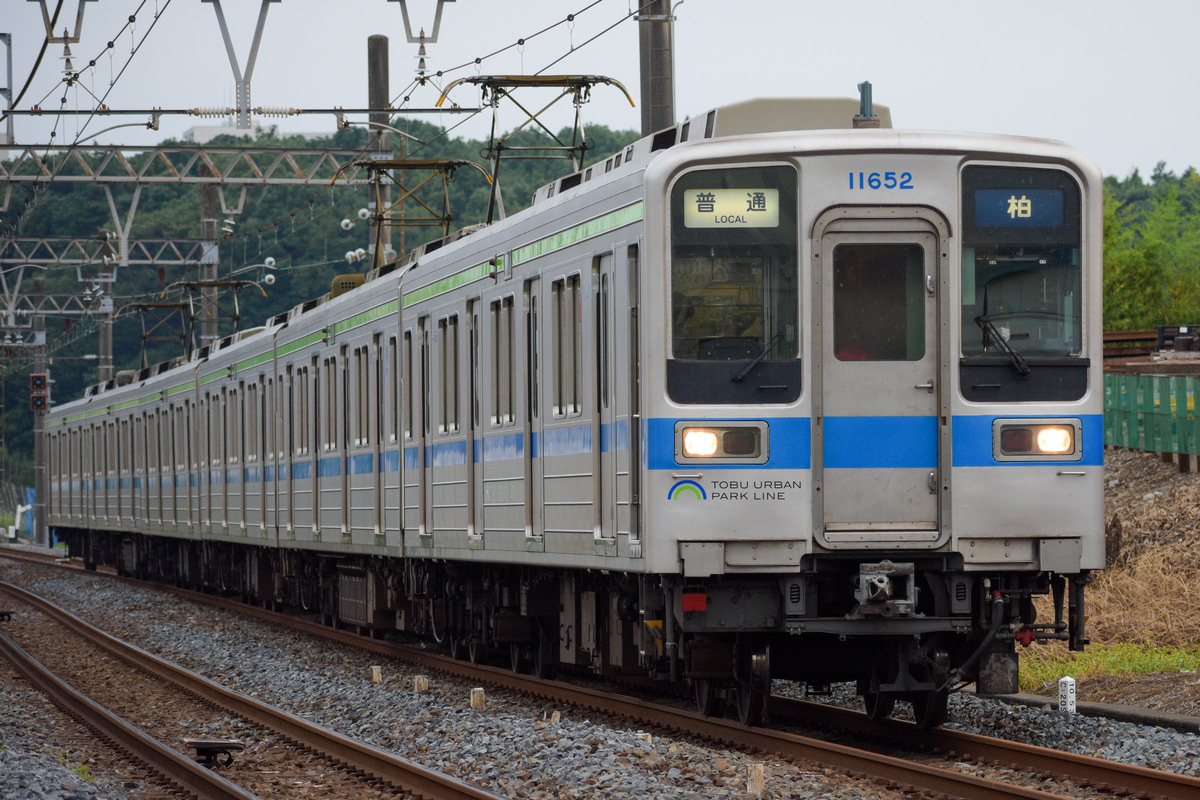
667, 480, 707, 500
668, 478, 802, 501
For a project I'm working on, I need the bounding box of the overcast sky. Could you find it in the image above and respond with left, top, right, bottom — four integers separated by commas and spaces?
3, 0, 1197, 180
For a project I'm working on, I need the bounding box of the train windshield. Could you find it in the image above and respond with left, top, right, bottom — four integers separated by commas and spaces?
669, 165, 799, 364
960, 166, 1083, 359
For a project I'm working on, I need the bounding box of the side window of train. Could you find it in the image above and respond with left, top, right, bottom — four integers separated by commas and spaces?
525, 289, 537, 421
551, 275, 582, 417
959, 165, 1085, 401
354, 345, 370, 446
388, 336, 400, 444
121, 418, 131, 483
295, 366, 309, 456
490, 297, 515, 426
403, 331, 414, 441
439, 315, 460, 434
470, 303, 481, 429
322, 356, 337, 451
230, 388, 241, 465
215, 393, 222, 466
372, 335, 384, 447
247, 382, 259, 464
341, 348, 351, 451
667, 164, 801, 404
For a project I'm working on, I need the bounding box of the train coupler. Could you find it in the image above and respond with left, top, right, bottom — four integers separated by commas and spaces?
850, 560, 916, 618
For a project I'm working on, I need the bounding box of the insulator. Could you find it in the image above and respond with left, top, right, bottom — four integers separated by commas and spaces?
191, 107, 233, 118
256, 106, 297, 118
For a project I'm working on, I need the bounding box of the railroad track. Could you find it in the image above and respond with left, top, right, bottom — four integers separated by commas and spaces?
5, 547, 1199, 800
0, 578, 504, 800
0, 629, 255, 800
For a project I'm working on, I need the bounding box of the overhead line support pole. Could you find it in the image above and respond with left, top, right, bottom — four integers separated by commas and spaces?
205, 0, 279, 130
31, 276, 46, 547
1, 33, 13, 146
368, 35, 392, 268
637, 0, 675, 136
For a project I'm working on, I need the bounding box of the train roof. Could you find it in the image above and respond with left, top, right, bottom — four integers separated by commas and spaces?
64, 99, 899, 405
703, 97, 893, 136
529, 97, 892, 206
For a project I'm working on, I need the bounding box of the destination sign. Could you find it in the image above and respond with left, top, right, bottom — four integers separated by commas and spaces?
974, 188, 1065, 228
683, 188, 779, 228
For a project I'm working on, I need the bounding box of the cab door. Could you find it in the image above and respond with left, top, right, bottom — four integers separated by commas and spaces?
813, 209, 949, 548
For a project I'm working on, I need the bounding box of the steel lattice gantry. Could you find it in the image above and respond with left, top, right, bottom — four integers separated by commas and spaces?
0, 142, 373, 266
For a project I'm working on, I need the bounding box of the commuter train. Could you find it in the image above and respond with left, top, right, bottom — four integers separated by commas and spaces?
45, 97, 1104, 727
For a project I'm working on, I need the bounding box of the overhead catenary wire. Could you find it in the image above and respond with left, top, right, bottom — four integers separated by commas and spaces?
1, 0, 176, 240
398, 0, 655, 161
0, 1, 63, 126
388, 0, 609, 109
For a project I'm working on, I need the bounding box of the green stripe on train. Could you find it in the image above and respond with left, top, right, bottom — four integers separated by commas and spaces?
402, 201, 643, 308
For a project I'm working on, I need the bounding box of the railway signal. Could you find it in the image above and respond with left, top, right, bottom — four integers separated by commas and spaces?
30, 372, 48, 413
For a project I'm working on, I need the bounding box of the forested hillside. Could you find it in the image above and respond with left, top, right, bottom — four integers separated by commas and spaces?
1104, 164, 1200, 330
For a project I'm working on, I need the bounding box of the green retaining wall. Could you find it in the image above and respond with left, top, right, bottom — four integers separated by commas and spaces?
1104, 372, 1199, 453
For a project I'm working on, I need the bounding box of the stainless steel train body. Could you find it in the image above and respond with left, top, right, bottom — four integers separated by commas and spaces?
45, 98, 1104, 726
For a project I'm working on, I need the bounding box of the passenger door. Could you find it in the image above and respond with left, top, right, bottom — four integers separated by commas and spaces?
813, 210, 949, 549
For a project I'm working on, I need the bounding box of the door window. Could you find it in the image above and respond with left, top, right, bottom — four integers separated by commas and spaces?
833, 243, 926, 361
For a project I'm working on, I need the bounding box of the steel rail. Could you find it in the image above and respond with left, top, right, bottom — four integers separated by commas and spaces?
0, 581, 503, 800
0, 629, 258, 800
771, 695, 1200, 800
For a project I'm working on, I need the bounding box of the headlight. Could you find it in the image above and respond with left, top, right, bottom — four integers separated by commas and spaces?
683, 429, 720, 457
1036, 427, 1073, 454
993, 419, 1081, 461
675, 421, 769, 463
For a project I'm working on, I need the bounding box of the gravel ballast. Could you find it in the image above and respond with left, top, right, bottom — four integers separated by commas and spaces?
0, 657, 154, 800
2, 560, 1199, 799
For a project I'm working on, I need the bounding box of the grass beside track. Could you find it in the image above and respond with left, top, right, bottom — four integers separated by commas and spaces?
1021, 536, 1200, 692
1020, 641, 1200, 692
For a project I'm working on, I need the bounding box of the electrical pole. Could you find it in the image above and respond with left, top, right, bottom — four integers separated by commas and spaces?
31, 277, 46, 547
368, 35, 392, 269
199, 192, 219, 349
638, 0, 675, 136
1, 32, 14, 146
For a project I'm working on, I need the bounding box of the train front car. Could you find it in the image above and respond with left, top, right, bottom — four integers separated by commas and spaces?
641, 102, 1104, 726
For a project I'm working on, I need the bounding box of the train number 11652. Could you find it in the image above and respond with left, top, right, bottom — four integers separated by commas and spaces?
849, 171, 914, 190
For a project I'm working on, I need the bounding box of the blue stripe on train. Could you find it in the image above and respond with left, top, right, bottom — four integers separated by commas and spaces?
824, 416, 938, 469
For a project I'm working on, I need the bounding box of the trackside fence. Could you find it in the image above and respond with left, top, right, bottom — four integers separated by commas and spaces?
1104, 373, 1199, 455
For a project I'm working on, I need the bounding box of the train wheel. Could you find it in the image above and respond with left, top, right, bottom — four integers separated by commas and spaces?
694, 680, 726, 717
863, 691, 896, 721
467, 637, 485, 664
912, 688, 949, 729
510, 643, 526, 674
734, 680, 766, 726
733, 643, 770, 726
531, 625, 555, 678
449, 636, 467, 661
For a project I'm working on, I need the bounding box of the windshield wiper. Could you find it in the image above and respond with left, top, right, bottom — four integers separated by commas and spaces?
975, 315, 1031, 377
732, 334, 783, 382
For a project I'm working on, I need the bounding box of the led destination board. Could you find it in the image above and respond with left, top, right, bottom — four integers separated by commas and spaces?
974, 188, 1065, 228
683, 188, 779, 228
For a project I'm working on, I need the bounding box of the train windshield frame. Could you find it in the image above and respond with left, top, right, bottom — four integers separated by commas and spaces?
667, 164, 800, 404
959, 165, 1087, 401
